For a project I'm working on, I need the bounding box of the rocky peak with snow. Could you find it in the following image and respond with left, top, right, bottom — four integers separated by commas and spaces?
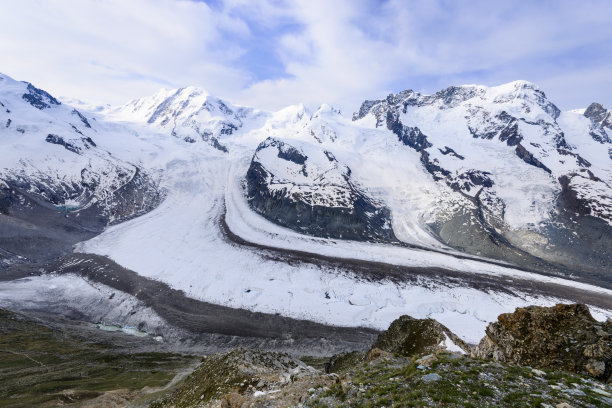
2, 71, 611, 284
584, 102, 612, 130
246, 137, 396, 242
583, 102, 612, 144
110, 86, 261, 150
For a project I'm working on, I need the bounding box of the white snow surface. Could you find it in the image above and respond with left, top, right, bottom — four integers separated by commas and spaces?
2, 72, 611, 343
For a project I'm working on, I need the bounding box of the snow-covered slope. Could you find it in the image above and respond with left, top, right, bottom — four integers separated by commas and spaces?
0, 73, 162, 265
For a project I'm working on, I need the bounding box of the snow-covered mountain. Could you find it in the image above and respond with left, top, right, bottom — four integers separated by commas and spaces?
347, 81, 612, 279
108, 86, 267, 151
0, 73, 162, 264
2, 72, 612, 345
93, 79, 612, 281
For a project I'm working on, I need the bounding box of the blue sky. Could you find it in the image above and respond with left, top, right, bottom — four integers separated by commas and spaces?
1, 0, 611, 113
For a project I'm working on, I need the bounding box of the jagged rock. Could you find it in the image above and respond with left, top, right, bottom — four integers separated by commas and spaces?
325, 351, 367, 374
45, 133, 81, 154
22, 82, 61, 110
472, 304, 612, 381
372, 315, 470, 357
585, 102, 612, 130
366, 347, 392, 361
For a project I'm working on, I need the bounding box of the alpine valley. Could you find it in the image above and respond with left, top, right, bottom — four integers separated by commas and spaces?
1, 72, 612, 406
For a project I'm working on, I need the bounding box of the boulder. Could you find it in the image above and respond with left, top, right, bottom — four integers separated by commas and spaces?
472, 304, 612, 381
373, 315, 470, 357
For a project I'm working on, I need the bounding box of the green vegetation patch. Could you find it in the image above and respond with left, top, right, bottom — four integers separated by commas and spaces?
0, 308, 196, 408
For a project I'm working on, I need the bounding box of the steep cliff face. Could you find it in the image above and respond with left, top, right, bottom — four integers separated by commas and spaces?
246, 137, 396, 242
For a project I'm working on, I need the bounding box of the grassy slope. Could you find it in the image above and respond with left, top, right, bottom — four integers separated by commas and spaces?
0, 308, 197, 407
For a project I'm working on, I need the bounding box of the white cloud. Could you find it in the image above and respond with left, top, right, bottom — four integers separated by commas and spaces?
0, 0, 250, 104
1, 0, 611, 112
238, 0, 612, 112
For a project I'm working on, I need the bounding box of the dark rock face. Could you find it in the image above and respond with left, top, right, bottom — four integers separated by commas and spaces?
472, 304, 612, 381
210, 137, 228, 153
21, 83, 61, 110
373, 315, 470, 357
515, 143, 552, 174
387, 113, 432, 151
71, 109, 91, 128
45, 134, 98, 155
584, 103, 612, 143
558, 175, 594, 217
45, 134, 81, 154
246, 138, 396, 242
468, 110, 522, 146
448, 170, 494, 193
383, 111, 451, 184
585, 103, 612, 129
438, 146, 464, 160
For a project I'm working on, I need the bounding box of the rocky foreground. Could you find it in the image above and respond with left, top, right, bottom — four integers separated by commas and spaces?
1, 304, 611, 407
150, 304, 612, 408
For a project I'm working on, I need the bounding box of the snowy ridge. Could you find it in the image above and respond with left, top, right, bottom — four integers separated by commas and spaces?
354, 81, 612, 226
108, 86, 267, 149
88, 80, 612, 278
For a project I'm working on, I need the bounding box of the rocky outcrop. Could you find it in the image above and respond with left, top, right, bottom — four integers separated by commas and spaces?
151, 349, 337, 408
585, 103, 612, 130
21, 82, 61, 110
325, 315, 469, 375
246, 137, 396, 242
473, 304, 612, 382
373, 315, 470, 357
584, 102, 612, 144
149, 307, 612, 407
